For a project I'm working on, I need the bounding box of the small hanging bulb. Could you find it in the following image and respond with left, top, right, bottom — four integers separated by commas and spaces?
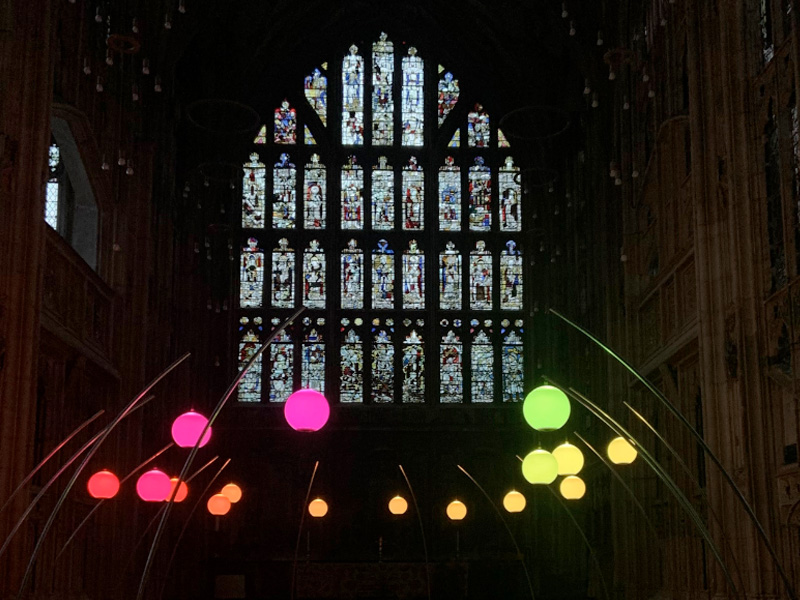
154, 76, 162, 93
207, 299, 213, 310
583, 79, 591, 95
229, 180, 235, 190
142, 59, 150, 75
608, 67, 616, 81
214, 301, 221, 313
83, 57, 92, 75
105, 49, 113, 66
632, 166, 640, 178
68, 0, 76, 4
569, 21, 576, 36
561, 2, 568, 18
117, 151, 126, 166
204, 237, 211, 248
550, 255, 557, 264
623, 95, 630, 110
214, 356, 221, 367
164, 13, 172, 29
591, 92, 599, 108
178, 0, 187, 14
648, 88, 656, 98
597, 30, 604, 46
132, 84, 139, 102
555, 246, 562, 256
203, 176, 210, 187
539, 241, 545, 252
126, 160, 134, 176
642, 72, 650, 83
95, 7, 103, 22
222, 299, 229, 311
615, 177, 622, 186
532, 210, 538, 220
548, 182, 554, 193
206, 250, 212, 261
101, 154, 110, 171
95, 76, 104, 92
609, 162, 619, 177
620, 250, 628, 262
196, 201, 202, 209
194, 242, 200, 254
660, 17, 667, 26
554, 205, 560, 216
220, 204, 226, 215
132, 17, 139, 33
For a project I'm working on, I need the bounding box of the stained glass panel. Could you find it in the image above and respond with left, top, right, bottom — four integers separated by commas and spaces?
500, 241, 523, 310
240, 237, 264, 308
304, 125, 317, 145
502, 330, 524, 402
372, 239, 395, 309
269, 330, 293, 403
440, 330, 463, 403
238, 318, 263, 402
342, 45, 365, 145
46, 144, 60, 229
340, 327, 363, 403
372, 156, 394, 230
402, 47, 424, 146
499, 156, 521, 232
402, 329, 425, 403
470, 240, 492, 310
469, 157, 492, 231
301, 327, 325, 392
302, 240, 326, 308
272, 153, 296, 229
448, 129, 461, 147
274, 100, 297, 144
468, 103, 490, 147
341, 156, 364, 229
304, 154, 326, 229
341, 239, 364, 309
402, 240, 425, 310
439, 241, 462, 310
439, 157, 461, 231
438, 72, 459, 126
305, 67, 328, 126
372, 33, 394, 146
372, 328, 394, 403
402, 157, 424, 230
471, 329, 494, 403
498, 129, 510, 148
242, 153, 266, 229
271, 238, 295, 308
254, 126, 267, 144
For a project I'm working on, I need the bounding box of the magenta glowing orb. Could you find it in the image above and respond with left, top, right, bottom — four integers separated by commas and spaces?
136, 469, 171, 502
171, 410, 212, 448
87, 470, 120, 499
284, 389, 330, 432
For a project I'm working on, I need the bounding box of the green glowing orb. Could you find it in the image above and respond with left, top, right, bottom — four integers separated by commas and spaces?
521, 449, 559, 485
523, 385, 571, 431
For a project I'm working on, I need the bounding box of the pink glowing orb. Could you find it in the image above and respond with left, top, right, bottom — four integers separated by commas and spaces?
284, 389, 330, 432
87, 470, 120, 499
171, 411, 212, 448
136, 469, 171, 502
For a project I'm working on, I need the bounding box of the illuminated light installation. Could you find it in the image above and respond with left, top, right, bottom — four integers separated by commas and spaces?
167, 478, 189, 503
446, 499, 467, 521
521, 449, 558, 485
502, 490, 526, 513
221, 483, 243, 504
87, 470, 120, 499
523, 385, 571, 431
607, 436, 638, 465
284, 389, 330, 432
171, 411, 212, 448
388, 495, 409, 515
309, 498, 328, 517
552, 442, 584, 475
136, 469, 172, 502
207, 493, 232, 516
560, 475, 586, 500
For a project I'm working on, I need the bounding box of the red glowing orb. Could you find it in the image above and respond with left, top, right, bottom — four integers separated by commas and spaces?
171, 411, 212, 448
87, 470, 120, 499
136, 469, 171, 502
168, 477, 189, 503
207, 493, 232, 516
284, 389, 330, 432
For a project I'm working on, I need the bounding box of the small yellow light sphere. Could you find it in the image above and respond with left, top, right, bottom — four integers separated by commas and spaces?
560, 476, 586, 500
607, 436, 638, 465
502, 490, 526, 513
446, 500, 467, 521
521, 449, 559, 484
308, 498, 328, 518
388, 495, 408, 515
552, 442, 584, 475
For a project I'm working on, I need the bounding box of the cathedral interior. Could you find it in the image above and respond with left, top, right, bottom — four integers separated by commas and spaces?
4, 0, 800, 599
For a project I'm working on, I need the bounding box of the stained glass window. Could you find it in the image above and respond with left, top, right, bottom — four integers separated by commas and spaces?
274, 100, 297, 144
303, 240, 326, 308
440, 330, 463, 403
273, 153, 296, 229
372, 239, 395, 309
499, 156, 521, 232
402, 328, 425, 403
45, 144, 60, 229
237, 317, 263, 402
240, 237, 264, 308
372, 327, 395, 403
439, 157, 461, 231
440, 241, 462, 310
301, 323, 326, 392
502, 328, 524, 403
498, 129, 510, 148
342, 45, 364, 145
402, 240, 425, 310
254, 126, 267, 144
372, 156, 394, 230
372, 33, 394, 146
271, 238, 295, 308
469, 157, 492, 231
340, 325, 363, 403
468, 103, 490, 147
341, 239, 364, 309
500, 241, 523, 310
304, 154, 326, 229
242, 153, 266, 229
305, 67, 328, 126
269, 329, 293, 403
471, 327, 494, 403
402, 157, 424, 230
438, 72, 459, 126
402, 47, 424, 146
341, 156, 364, 229
470, 240, 492, 310
304, 125, 317, 145
448, 129, 461, 147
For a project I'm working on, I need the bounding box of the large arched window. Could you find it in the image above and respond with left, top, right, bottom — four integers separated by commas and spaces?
237, 33, 525, 404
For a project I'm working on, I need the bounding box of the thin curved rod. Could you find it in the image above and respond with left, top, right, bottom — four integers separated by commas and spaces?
549, 308, 796, 600
16, 352, 191, 596
457, 464, 535, 600
291, 460, 319, 600
399, 464, 431, 600
136, 307, 305, 600
0, 409, 105, 516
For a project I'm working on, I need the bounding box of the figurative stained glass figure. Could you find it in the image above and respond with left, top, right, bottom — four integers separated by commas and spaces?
45, 143, 60, 229
402, 156, 424, 230
341, 156, 364, 229
301, 329, 325, 392
498, 128, 511, 148
304, 67, 328, 126
240, 237, 264, 308
470, 240, 492, 310
272, 153, 296, 229
402, 47, 424, 146
439, 241, 462, 310
502, 330, 524, 402
372, 156, 394, 230
254, 125, 267, 144
303, 240, 326, 309
402, 329, 425, 403
340, 328, 363, 403
372, 33, 394, 146
238, 319, 263, 402
448, 129, 461, 147
499, 156, 521, 232
440, 330, 463, 403
500, 240, 523, 310
274, 100, 297, 144
372, 329, 395, 403
304, 125, 317, 145
341, 239, 364, 309
269, 330, 293, 403
471, 330, 494, 403
342, 45, 364, 145
468, 156, 492, 231
242, 153, 266, 229
372, 239, 395, 309
438, 157, 461, 231
438, 71, 460, 126
304, 154, 326, 229
468, 103, 490, 147
402, 240, 425, 310
271, 238, 295, 308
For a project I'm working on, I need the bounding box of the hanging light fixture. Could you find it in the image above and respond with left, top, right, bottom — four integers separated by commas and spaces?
523, 385, 571, 431
388, 495, 408, 515
136, 469, 171, 502
284, 389, 330, 432
607, 437, 638, 464
87, 470, 120, 499
221, 483, 242, 503
167, 477, 189, 502
502, 490, 526, 513
308, 498, 328, 518
521, 449, 559, 485
560, 475, 586, 500
552, 442, 584, 475
171, 410, 212, 448
207, 493, 232, 516
446, 500, 467, 521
